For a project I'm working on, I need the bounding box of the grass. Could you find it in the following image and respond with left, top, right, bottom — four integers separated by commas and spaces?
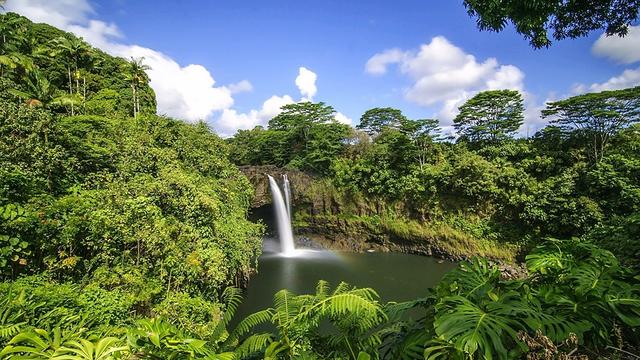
295, 212, 520, 262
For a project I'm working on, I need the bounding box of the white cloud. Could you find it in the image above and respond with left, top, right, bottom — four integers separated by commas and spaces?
571, 67, 640, 95
592, 26, 640, 64
227, 80, 253, 94
585, 67, 640, 92
365, 49, 404, 75
5, 0, 238, 122
335, 112, 353, 126
5, 0, 93, 29
366, 36, 526, 124
5, 1, 353, 136
214, 95, 294, 137
295, 67, 317, 101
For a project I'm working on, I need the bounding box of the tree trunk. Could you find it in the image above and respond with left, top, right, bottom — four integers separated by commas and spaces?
132, 84, 137, 118
67, 66, 72, 94
75, 64, 80, 95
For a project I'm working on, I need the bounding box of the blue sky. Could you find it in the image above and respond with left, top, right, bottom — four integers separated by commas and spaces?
5, 0, 640, 136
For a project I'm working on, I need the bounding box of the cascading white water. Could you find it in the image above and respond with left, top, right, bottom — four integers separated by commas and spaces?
283, 174, 292, 222
268, 175, 296, 255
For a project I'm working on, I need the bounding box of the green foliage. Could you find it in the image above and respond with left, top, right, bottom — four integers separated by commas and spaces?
543, 86, 640, 163
0, 12, 156, 118
357, 107, 407, 136
228, 102, 351, 175
454, 89, 524, 144
381, 243, 640, 360
463, 0, 640, 48
236, 280, 386, 359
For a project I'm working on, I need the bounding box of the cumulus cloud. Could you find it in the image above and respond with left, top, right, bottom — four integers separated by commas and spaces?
335, 112, 353, 126
586, 67, 640, 92
4, 0, 238, 122
5, 0, 354, 135
295, 67, 317, 101
365, 49, 404, 75
214, 95, 295, 137
365, 36, 525, 123
592, 26, 640, 64
227, 80, 253, 94
570, 67, 640, 95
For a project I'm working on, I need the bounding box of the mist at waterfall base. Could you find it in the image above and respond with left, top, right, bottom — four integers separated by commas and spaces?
232, 176, 456, 323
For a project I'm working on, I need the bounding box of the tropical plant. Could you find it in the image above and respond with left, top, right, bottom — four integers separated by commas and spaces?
122, 57, 151, 118
454, 89, 524, 144
232, 281, 385, 359
9, 71, 81, 110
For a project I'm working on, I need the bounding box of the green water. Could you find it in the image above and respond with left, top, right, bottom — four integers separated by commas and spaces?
233, 237, 456, 321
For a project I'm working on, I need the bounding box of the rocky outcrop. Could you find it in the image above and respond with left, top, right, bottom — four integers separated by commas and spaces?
240, 165, 519, 264
239, 165, 317, 208
240, 165, 400, 216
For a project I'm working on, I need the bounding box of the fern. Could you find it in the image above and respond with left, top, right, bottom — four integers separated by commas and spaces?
226, 308, 274, 345
234, 333, 273, 359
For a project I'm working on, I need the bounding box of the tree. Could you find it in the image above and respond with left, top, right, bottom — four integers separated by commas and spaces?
8, 71, 79, 111
454, 89, 524, 143
400, 118, 442, 169
463, 0, 640, 48
50, 36, 90, 115
357, 107, 407, 136
269, 101, 336, 131
122, 57, 151, 118
0, 15, 31, 78
267, 102, 350, 174
542, 86, 640, 163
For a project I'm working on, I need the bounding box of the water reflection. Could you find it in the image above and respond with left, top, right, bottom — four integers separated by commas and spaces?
232, 237, 456, 324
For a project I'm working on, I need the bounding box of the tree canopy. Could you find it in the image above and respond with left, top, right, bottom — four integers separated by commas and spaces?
357, 107, 407, 136
463, 0, 640, 48
543, 86, 640, 162
453, 89, 524, 143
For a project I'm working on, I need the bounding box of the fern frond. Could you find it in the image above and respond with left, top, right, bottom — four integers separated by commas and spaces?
226, 309, 274, 344
234, 333, 273, 359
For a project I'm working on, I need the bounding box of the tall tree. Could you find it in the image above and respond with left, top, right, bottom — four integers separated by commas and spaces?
8, 71, 80, 111
268, 101, 336, 142
50, 36, 90, 115
268, 102, 350, 174
453, 89, 524, 143
122, 57, 151, 118
400, 118, 442, 169
542, 86, 640, 163
357, 107, 407, 136
463, 0, 640, 48
0, 14, 31, 78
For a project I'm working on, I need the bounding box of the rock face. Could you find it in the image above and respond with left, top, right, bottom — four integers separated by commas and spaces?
239, 165, 317, 208
240, 165, 518, 265
240, 165, 400, 216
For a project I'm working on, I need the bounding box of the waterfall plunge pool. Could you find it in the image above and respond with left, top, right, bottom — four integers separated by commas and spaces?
233, 175, 456, 321
233, 237, 457, 323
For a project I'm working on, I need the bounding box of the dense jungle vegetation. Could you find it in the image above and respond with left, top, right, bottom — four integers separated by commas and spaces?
0, 11, 639, 360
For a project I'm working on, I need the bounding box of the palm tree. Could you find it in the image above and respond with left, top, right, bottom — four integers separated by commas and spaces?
49, 36, 90, 115
122, 57, 151, 118
0, 15, 31, 78
9, 71, 80, 111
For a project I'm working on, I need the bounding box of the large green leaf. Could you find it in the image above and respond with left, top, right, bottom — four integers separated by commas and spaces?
434, 293, 527, 360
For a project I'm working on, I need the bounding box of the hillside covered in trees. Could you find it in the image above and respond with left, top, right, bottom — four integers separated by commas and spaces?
0, 10, 639, 360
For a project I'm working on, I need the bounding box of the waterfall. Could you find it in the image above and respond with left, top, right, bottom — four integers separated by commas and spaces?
268, 175, 295, 255
283, 174, 292, 222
